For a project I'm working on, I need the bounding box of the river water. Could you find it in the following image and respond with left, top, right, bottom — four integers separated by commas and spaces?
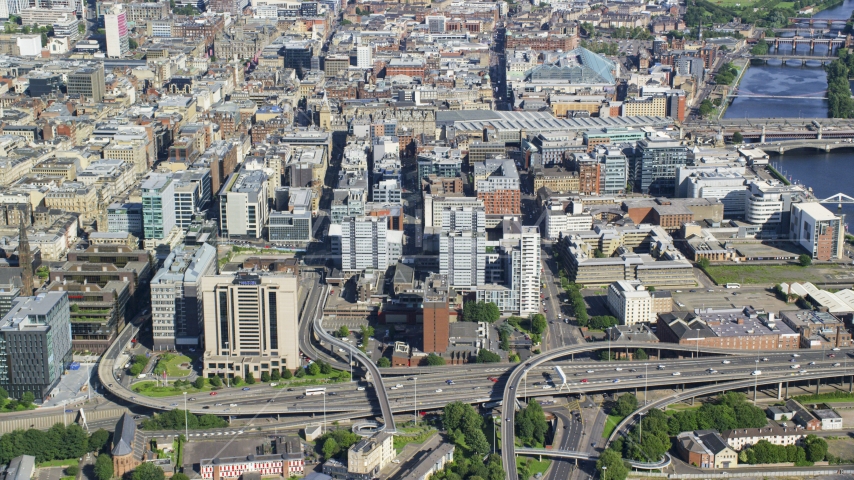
722, 1, 854, 223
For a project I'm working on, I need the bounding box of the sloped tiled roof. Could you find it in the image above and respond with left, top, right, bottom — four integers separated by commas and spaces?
112, 412, 136, 456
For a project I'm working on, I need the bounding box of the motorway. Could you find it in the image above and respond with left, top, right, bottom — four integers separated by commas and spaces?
500, 342, 854, 480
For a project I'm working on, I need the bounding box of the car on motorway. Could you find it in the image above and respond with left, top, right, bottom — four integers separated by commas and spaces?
189, 397, 196, 401
722, 360, 731, 364
657, 365, 666, 369
446, 380, 455, 385
800, 369, 808, 373
395, 383, 403, 388
830, 354, 836, 358
215, 403, 223, 406
672, 372, 681, 376
580, 379, 588, 383
752, 370, 761, 376
708, 369, 718, 374
487, 376, 499, 382
790, 358, 798, 362
296, 395, 305, 399
270, 383, 277, 387
329, 392, 337, 396
287, 388, 295, 391
833, 363, 842, 367
587, 369, 595, 373
242, 387, 250, 391
833, 347, 841, 351
229, 403, 237, 407
792, 353, 801, 357
435, 388, 443, 393
357, 387, 366, 391
612, 379, 620, 383
791, 364, 800, 369
614, 367, 622, 371
761, 358, 769, 362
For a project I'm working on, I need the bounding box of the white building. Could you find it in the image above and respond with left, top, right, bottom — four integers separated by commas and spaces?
201, 271, 300, 378
150, 244, 217, 350
104, 3, 129, 58
356, 45, 372, 69
599, 150, 628, 196
372, 178, 402, 204
219, 169, 269, 239
440, 230, 486, 289
341, 216, 391, 272
813, 409, 843, 430
141, 173, 176, 241
516, 226, 541, 315
790, 202, 844, 261
745, 180, 808, 228
473, 158, 520, 193
607, 280, 654, 325
545, 209, 594, 240
16, 35, 41, 56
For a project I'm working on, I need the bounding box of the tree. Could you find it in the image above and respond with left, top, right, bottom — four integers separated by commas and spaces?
597, 448, 628, 480
613, 393, 639, 417
530, 314, 547, 334
260, 371, 270, 382
732, 132, 744, 144
798, 254, 812, 267
360, 325, 375, 342
319, 361, 332, 375
294, 368, 305, 378
193, 377, 205, 389
424, 353, 445, 366
476, 349, 501, 363
804, 435, 827, 462
20, 392, 34, 407
129, 364, 144, 376
594, 248, 606, 258
245, 372, 256, 384
337, 325, 350, 338
271, 369, 280, 381
132, 461, 165, 480
232, 375, 243, 385
209, 376, 222, 387
377, 357, 391, 367
322, 438, 338, 459
65, 465, 79, 476
0, 386, 8, 410
128, 38, 138, 50
463, 301, 501, 323
634, 348, 648, 360
94, 453, 113, 480
282, 368, 293, 379
78, 23, 85, 34
699, 99, 715, 117
697, 257, 710, 269
173, 474, 189, 480
89, 429, 110, 454
307, 362, 320, 376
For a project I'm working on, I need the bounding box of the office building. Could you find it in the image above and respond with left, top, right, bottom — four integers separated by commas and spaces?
284, 41, 313, 79
141, 173, 176, 241
426, 15, 446, 33
790, 202, 844, 261
219, 169, 269, 239
347, 433, 395, 480
474, 158, 520, 215
779, 309, 851, 349
657, 309, 800, 350
173, 169, 212, 229
27, 73, 62, 97
340, 216, 396, 272
104, 3, 129, 58
201, 271, 300, 378
607, 280, 654, 325
635, 136, 688, 196
356, 45, 372, 69
107, 202, 144, 238
0, 292, 72, 400
422, 275, 450, 354
268, 211, 312, 243
67, 65, 105, 102
599, 149, 628, 195
52, 14, 80, 42
150, 244, 217, 350
439, 231, 486, 289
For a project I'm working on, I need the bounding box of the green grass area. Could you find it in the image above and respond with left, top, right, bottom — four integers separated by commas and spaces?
793, 392, 854, 403
132, 380, 213, 398
602, 414, 625, 439
516, 457, 552, 478
0, 403, 36, 413
664, 403, 702, 416
273, 370, 351, 388
37, 459, 79, 468
153, 354, 192, 377
393, 426, 437, 452
703, 264, 841, 286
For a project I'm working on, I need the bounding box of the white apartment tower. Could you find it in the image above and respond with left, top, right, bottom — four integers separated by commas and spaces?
517, 226, 541, 315
201, 271, 300, 379
103, 3, 129, 58
356, 45, 372, 69
141, 173, 176, 241
341, 216, 389, 272
219, 169, 269, 239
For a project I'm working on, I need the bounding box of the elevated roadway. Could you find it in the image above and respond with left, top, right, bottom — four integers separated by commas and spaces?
516, 448, 672, 469
500, 342, 854, 480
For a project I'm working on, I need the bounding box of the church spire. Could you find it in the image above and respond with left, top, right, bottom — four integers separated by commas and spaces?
18, 218, 33, 295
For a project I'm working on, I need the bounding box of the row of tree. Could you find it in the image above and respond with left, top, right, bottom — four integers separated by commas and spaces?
475, 349, 501, 363
515, 401, 548, 447
140, 410, 227, 430
0, 423, 91, 464
665, 392, 768, 434
317, 429, 360, 460
826, 57, 854, 118
739, 436, 827, 465
443, 402, 491, 455
129, 354, 150, 376
462, 301, 500, 323
564, 282, 589, 327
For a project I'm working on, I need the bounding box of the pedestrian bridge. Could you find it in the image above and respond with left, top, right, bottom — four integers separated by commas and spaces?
515, 448, 672, 470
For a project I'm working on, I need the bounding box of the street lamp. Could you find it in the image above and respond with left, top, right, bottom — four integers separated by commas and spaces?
602, 466, 607, 480
413, 377, 418, 425
753, 359, 759, 404
183, 392, 188, 441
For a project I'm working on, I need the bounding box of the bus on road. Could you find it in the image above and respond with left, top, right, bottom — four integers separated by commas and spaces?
306, 387, 327, 396
725, 283, 741, 289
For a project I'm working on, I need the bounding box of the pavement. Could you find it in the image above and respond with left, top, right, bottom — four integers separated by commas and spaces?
36, 467, 66, 480
44, 364, 98, 408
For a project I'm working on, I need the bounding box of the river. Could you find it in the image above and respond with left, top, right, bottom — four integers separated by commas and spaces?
724, 2, 854, 222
